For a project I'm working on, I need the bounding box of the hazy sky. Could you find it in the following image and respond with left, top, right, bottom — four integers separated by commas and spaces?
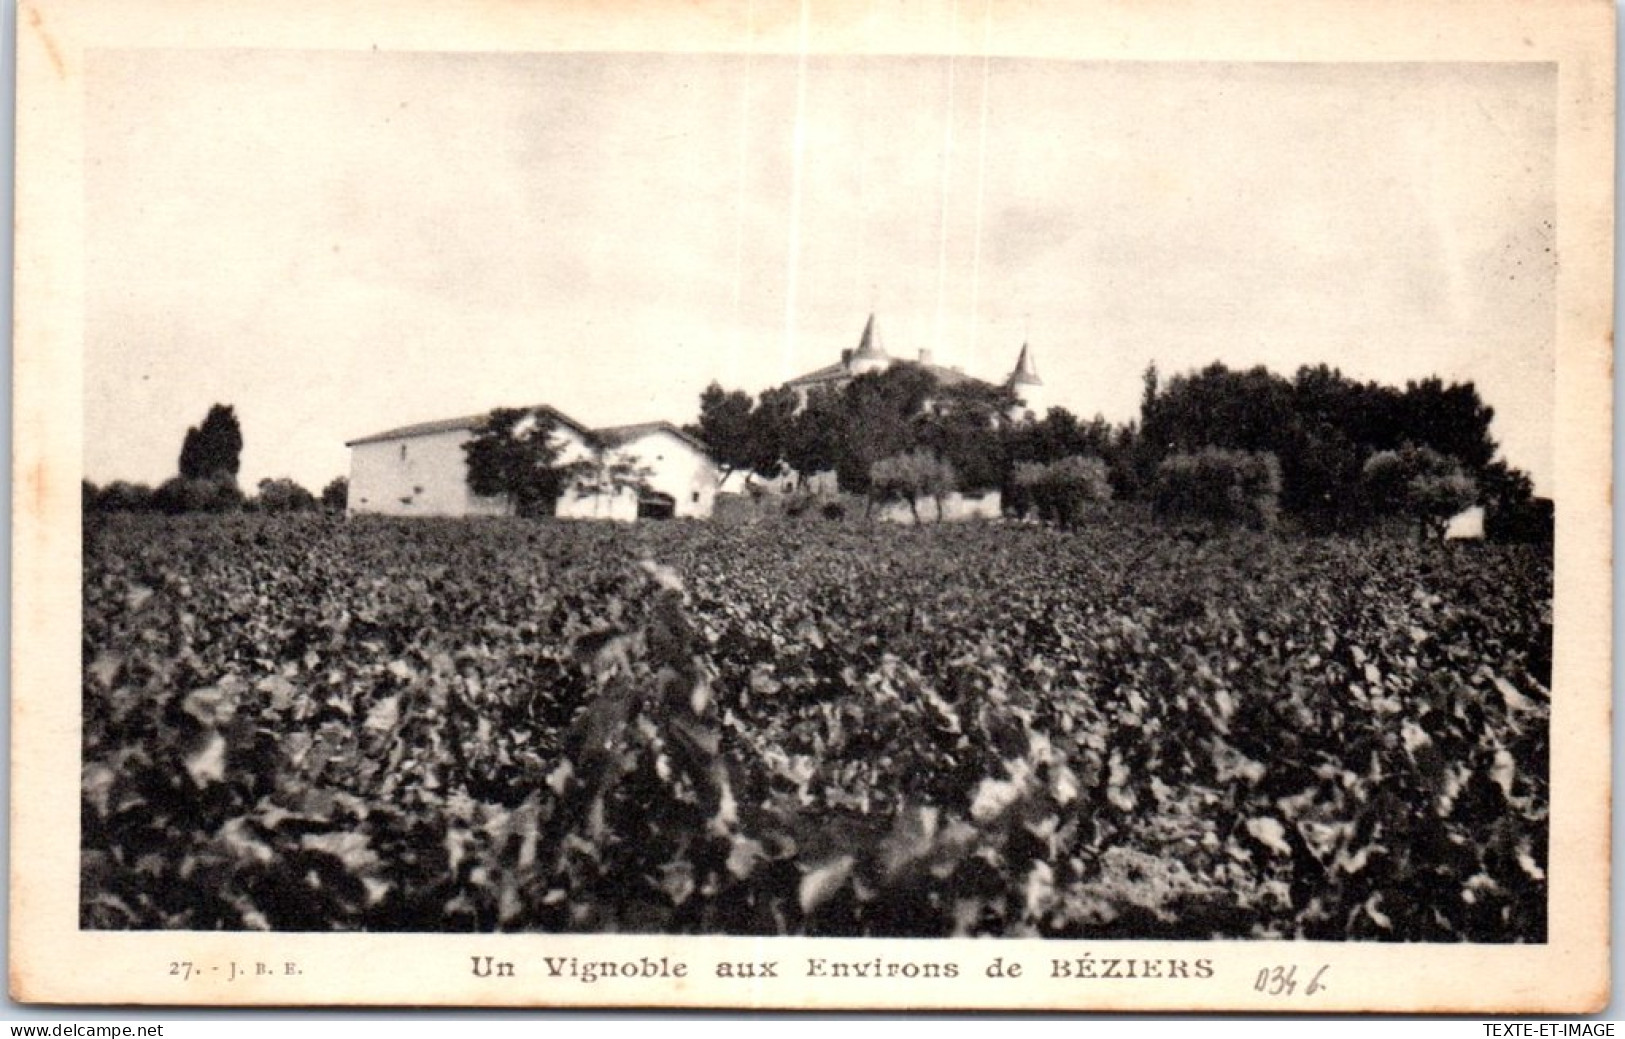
85, 51, 1556, 494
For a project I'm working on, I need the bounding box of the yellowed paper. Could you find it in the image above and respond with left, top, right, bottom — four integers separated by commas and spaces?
14, 0, 1613, 1011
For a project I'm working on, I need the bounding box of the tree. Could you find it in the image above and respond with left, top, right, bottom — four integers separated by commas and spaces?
782, 388, 843, 490
1002, 406, 1126, 501
835, 367, 938, 493
320, 477, 349, 512
1478, 459, 1549, 543
561, 451, 655, 517
1142, 363, 1299, 461
685, 383, 801, 488
687, 383, 760, 482
462, 408, 572, 517
916, 381, 1016, 493
1397, 377, 1497, 471
1108, 421, 1148, 501
178, 405, 244, 484
1152, 448, 1282, 530
255, 478, 317, 513
1012, 455, 1112, 527
1362, 445, 1477, 540
750, 386, 800, 480
869, 450, 957, 523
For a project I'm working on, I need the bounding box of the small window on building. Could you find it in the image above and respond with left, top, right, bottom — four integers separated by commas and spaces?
400, 444, 408, 460
691, 491, 700, 503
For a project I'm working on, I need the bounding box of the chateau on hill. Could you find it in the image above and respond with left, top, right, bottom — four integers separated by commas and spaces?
341, 315, 1045, 522
783, 314, 1046, 421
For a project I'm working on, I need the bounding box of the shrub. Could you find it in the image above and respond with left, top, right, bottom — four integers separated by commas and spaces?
255, 478, 318, 513
1361, 445, 1478, 540
153, 477, 244, 515
1151, 447, 1281, 530
870, 450, 957, 524
782, 492, 813, 518
87, 480, 157, 513
1012, 455, 1112, 527
320, 477, 350, 512
1487, 496, 1554, 545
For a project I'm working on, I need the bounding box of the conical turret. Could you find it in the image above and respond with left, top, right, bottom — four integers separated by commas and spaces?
1008, 342, 1041, 387
1005, 342, 1045, 419
847, 313, 891, 375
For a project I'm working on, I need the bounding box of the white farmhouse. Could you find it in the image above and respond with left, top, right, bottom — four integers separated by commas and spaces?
570, 421, 720, 520
345, 406, 718, 520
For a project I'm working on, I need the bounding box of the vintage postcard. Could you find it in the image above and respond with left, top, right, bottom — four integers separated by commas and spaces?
12, 0, 1614, 1012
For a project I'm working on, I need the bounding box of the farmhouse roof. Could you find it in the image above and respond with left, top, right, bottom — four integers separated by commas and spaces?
344, 404, 591, 447
593, 421, 713, 456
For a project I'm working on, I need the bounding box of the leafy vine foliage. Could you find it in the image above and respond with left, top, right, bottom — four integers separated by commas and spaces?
83, 514, 1548, 939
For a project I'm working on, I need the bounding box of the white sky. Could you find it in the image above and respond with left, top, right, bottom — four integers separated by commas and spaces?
84, 52, 1556, 495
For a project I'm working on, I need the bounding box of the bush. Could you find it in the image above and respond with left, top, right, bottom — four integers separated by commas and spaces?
1487, 496, 1554, 545
153, 477, 244, 515
87, 480, 157, 513
1012, 455, 1112, 527
255, 478, 318, 514
320, 477, 350, 512
1151, 448, 1281, 530
1361, 445, 1477, 540
781, 492, 814, 519
870, 450, 957, 524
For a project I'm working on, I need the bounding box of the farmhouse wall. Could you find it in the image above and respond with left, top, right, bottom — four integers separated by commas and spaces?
1445, 505, 1486, 540
610, 429, 719, 519
874, 489, 1003, 525
348, 429, 511, 517
349, 425, 599, 518
556, 485, 639, 521
347, 417, 717, 521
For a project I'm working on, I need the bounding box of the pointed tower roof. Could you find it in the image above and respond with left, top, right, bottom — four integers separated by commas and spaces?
852, 313, 889, 361
1007, 342, 1042, 387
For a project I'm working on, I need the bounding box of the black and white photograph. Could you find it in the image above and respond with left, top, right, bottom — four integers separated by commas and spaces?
13, 0, 1613, 1012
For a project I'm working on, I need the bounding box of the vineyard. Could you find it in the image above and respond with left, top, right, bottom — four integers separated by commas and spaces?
82, 513, 1550, 939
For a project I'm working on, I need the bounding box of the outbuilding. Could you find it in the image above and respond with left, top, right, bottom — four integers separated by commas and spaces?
345, 406, 718, 520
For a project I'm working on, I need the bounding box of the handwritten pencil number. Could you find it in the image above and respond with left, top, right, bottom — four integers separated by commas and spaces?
1255, 965, 1328, 997
1306, 965, 1328, 995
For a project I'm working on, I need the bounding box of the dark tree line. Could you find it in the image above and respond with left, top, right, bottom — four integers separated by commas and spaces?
696, 371, 1000, 490
85, 402, 347, 515
689, 368, 1039, 501
687, 358, 1545, 539
1136, 362, 1538, 536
